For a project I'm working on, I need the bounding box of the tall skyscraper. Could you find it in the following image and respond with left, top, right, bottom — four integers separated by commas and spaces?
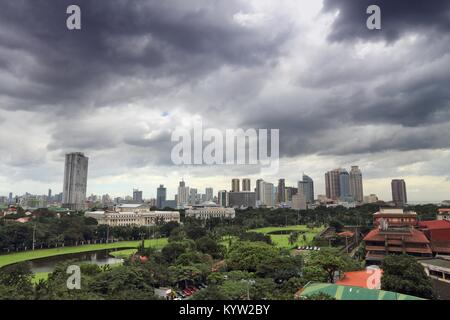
392, 179, 407, 207
349, 166, 363, 203
339, 168, 350, 199
277, 179, 286, 204
157, 185, 166, 209
255, 179, 264, 201
218, 190, 229, 207
325, 169, 340, 200
262, 182, 275, 207
48, 189, 52, 200
302, 174, 314, 204
231, 179, 240, 192
133, 189, 143, 203
242, 178, 251, 191
177, 180, 189, 207
190, 188, 198, 205
62, 152, 89, 211
8, 192, 12, 205
205, 188, 214, 202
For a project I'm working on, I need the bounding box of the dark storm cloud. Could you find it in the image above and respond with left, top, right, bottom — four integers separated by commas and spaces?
322, 0, 450, 42
0, 0, 288, 113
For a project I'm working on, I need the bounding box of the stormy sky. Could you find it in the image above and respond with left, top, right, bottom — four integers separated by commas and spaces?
0, 0, 449, 202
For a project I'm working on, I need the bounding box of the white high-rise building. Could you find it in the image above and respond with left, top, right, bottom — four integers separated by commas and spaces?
62, 152, 89, 211
261, 181, 274, 207
177, 180, 189, 208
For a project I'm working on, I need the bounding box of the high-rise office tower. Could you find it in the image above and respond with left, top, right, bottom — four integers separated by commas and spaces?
262, 182, 275, 207
205, 188, 214, 202
277, 179, 286, 204
133, 189, 143, 203
242, 179, 251, 191
231, 179, 240, 192
255, 179, 264, 201
339, 168, 350, 199
62, 152, 89, 211
8, 192, 13, 204
48, 189, 52, 200
177, 180, 189, 207
392, 179, 407, 207
325, 169, 340, 200
190, 188, 198, 205
157, 185, 166, 209
218, 190, 229, 207
349, 166, 364, 203
302, 174, 314, 204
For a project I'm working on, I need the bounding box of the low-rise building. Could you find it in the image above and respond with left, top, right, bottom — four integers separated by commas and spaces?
86, 210, 180, 227
363, 208, 433, 265
437, 208, 450, 221
185, 202, 235, 220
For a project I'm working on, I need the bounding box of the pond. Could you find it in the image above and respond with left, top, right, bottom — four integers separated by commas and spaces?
26, 249, 125, 273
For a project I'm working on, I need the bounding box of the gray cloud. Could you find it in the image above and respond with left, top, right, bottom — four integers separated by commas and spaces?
0, 0, 449, 200
322, 0, 450, 42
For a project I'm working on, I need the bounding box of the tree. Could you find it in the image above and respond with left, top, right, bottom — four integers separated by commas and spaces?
195, 236, 225, 259
305, 248, 359, 283
226, 241, 279, 272
288, 232, 299, 246
381, 254, 435, 299
0, 263, 34, 300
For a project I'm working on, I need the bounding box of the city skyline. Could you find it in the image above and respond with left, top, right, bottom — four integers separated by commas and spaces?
0, 154, 443, 205
1, 1, 450, 202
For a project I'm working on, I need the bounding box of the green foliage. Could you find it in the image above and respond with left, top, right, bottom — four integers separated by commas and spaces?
381, 254, 435, 299
0, 263, 34, 300
226, 241, 279, 272
304, 248, 361, 283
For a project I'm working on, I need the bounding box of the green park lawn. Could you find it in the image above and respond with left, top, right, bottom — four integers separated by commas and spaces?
109, 248, 138, 258
32, 272, 50, 284
248, 225, 324, 248
0, 238, 168, 269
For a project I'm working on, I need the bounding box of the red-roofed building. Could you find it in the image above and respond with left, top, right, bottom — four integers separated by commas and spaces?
363, 208, 433, 265
418, 220, 450, 255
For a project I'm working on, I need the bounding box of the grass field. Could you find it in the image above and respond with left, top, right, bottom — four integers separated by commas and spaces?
0, 238, 168, 269
248, 225, 324, 248
109, 248, 138, 258
32, 272, 50, 284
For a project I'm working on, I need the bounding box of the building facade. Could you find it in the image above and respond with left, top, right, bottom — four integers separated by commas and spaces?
86, 210, 180, 227
363, 208, 433, 265
231, 179, 240, 192
157, 185, 166, 209
325, 169, 340, 201
229, 191, 256, 208
392, 179, 407, 207
242, 179, 251, 192
349, 166, 363, 203
218, 190, 229, 207
185, 203, 235, 219
277, 179, 286, 204
62, 152, 89, 211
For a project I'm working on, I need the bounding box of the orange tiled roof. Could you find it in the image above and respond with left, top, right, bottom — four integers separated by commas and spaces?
363, 228, 430, 244
336, 270, 383, 289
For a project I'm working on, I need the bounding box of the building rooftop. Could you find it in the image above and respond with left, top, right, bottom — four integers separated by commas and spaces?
419, 220, 450, 230
419, 258, 450, 269
364, 228, 430, 244
297, 282, 424, 300
116, 203, 147, 208
336, 270, 383, 289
